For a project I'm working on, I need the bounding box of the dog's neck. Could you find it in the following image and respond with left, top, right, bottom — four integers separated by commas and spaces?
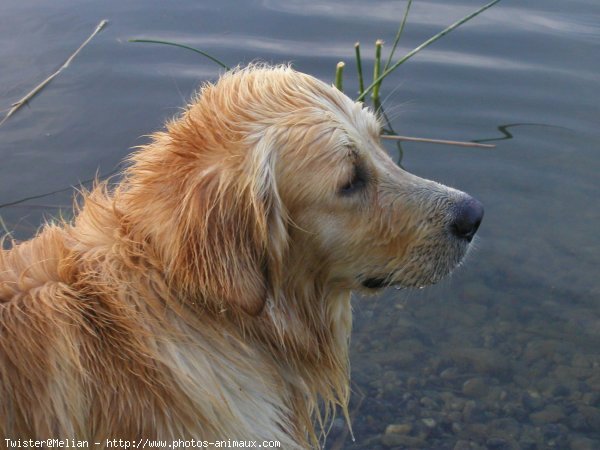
68, 164, 354, 447
256, 257, 354, 438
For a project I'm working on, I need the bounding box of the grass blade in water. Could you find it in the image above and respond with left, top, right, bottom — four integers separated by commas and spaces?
129, 39, 231, 70
383, 0, 413, 72
357, 0, 501, 102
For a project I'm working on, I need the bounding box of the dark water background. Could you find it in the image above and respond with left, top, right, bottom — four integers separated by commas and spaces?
1, 1, 598, 448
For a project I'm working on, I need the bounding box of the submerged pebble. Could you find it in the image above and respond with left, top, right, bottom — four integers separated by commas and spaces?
384, 423, 412, 435
462, 377, 488, 398
529, 404, 566, 425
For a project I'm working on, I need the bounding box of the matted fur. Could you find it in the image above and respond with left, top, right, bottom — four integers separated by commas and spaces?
0, 65, 477, 448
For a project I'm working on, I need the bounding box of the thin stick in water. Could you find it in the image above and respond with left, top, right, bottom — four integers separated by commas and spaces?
0, 214, 13, 240
381, 134, 495, 148
0, 20, 109, 127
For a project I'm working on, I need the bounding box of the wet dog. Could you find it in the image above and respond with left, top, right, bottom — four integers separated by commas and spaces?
0, 65, 482, 448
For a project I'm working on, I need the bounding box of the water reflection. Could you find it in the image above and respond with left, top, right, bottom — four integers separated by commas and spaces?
474, 123, 572, 144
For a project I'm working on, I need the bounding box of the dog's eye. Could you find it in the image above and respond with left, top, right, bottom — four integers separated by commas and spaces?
339, 164, 367, 195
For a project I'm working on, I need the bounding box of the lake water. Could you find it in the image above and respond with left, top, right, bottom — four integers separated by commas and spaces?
1, 0, 598, 448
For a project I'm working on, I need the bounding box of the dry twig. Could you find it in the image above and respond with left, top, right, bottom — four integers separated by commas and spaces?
381, 134, 495, 148
0, 19, 108, 127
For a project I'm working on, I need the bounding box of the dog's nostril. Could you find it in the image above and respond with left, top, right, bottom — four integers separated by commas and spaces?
450, 196, 484, 242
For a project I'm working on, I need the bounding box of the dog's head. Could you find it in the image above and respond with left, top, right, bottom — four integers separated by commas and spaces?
124, 65, 482, 316
264, 72, 484, 295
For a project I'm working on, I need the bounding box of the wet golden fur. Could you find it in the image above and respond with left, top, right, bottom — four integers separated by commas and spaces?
0, 66, 473, 448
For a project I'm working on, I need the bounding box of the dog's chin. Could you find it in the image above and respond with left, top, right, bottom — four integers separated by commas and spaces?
359, 260, 463, 292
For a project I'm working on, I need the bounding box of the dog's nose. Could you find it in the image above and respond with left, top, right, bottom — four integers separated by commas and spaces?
450, 196, 484, 242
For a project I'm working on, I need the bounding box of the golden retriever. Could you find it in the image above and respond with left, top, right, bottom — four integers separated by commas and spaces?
0, 65, 483, 448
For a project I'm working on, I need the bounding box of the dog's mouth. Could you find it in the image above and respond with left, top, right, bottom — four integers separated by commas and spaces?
360, 269, 448, 291
361, 276, 396, 289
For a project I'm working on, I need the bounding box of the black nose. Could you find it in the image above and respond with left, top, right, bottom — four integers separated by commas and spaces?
450, 196, 484, 242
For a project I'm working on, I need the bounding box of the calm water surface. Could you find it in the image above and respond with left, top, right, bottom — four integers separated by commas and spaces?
1, 0, 598, 448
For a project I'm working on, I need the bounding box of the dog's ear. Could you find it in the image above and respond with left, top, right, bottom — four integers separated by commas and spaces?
174, 137, 288, 316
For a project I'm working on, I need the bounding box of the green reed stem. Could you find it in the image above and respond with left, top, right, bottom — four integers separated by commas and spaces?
128, 39, 231, 70
372, 39, 384, 104
357, 0, 501, 102
354, 43, 365, 95
335, 61, 345, 92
